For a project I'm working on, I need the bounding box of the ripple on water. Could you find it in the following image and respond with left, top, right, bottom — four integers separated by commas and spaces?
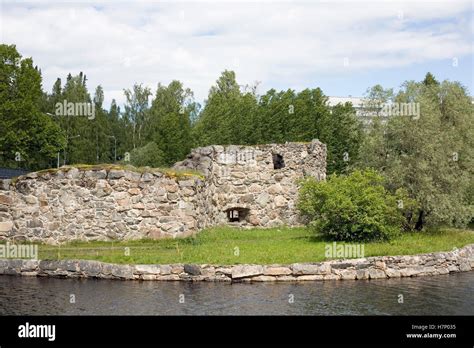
0, 272, 473, 315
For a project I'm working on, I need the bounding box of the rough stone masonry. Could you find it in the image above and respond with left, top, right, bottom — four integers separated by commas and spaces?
1, 244, 472, 282
0, 140, 326, 244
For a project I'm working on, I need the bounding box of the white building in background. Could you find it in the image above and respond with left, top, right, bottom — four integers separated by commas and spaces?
327, 96, 366, 114
327, 96, 473, 125
327, 96, 386, 126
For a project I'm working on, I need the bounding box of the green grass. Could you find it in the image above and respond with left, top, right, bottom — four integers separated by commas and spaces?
32, 226, 474, 265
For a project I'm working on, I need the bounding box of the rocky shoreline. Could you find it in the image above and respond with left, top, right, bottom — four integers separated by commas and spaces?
1, 244, 473, 282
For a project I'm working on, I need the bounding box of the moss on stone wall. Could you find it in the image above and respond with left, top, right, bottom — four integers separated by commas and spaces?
29, 164, 205, 180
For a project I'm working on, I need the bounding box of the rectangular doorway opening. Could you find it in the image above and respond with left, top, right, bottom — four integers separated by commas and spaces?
226, 207, 250, 223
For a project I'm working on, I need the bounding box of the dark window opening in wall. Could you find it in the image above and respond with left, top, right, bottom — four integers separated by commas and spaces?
273, 153, 285, 169
226, 208, 249, 223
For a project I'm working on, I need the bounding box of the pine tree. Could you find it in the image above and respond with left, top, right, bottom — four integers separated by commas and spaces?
422, 72, 439, 86
149, 80, 193, 165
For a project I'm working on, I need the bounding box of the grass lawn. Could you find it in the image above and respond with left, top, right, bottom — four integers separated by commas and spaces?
33, 226, 474, 265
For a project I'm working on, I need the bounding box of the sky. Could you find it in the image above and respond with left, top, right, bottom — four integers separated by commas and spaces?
1, 0, 472, 109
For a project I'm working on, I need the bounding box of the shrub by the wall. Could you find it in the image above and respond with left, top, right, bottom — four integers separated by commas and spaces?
298, 169, 403, 241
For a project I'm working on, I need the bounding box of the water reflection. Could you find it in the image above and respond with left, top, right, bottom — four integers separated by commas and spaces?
0, 272, 472, 315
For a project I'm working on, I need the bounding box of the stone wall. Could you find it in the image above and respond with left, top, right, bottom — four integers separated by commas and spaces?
0, 168, 211, 244
174, 139, 326, 227
0, 140, 325, 244
0, 140, 326, 244
1, 244, 472, 281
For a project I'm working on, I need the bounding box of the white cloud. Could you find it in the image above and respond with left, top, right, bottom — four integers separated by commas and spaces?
1, 0, 471, 107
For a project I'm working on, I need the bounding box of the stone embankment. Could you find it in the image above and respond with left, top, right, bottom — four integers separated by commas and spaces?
1, 244, 472, 282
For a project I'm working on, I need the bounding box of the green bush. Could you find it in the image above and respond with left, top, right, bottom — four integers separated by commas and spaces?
298, 169, 404, 241
126, 142, 165, 168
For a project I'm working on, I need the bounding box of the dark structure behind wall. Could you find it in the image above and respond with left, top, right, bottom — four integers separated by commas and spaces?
0, 168, 30, 179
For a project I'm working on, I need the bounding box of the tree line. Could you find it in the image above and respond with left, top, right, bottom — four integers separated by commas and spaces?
0, 45, 361, 174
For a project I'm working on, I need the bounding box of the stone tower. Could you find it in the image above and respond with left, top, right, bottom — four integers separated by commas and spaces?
173, 139, 327, 228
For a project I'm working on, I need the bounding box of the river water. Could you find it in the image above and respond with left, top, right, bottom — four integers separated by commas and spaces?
0, 272, 473, 315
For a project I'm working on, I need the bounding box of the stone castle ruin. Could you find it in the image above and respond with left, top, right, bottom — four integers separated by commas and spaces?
0, 140, 326, 244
